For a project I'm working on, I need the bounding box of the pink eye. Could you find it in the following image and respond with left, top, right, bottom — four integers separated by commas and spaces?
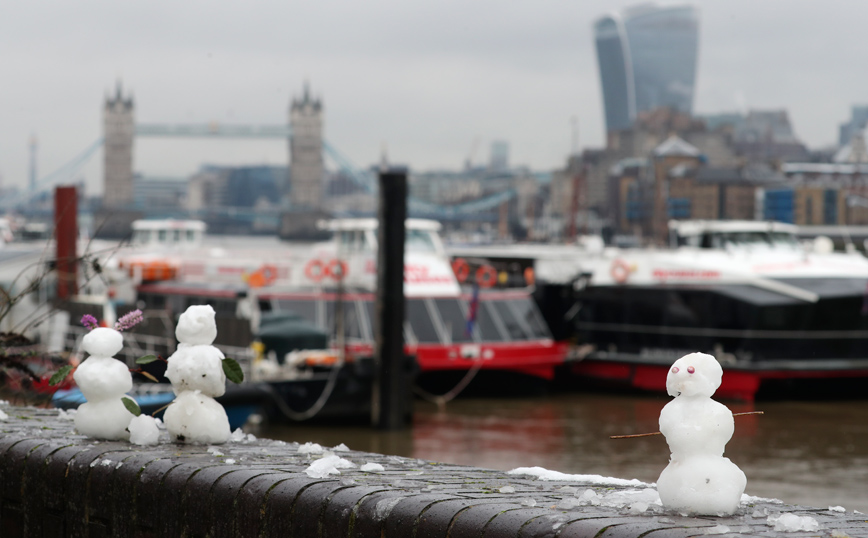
671, 366, 679, 373
687, 366, 695, 374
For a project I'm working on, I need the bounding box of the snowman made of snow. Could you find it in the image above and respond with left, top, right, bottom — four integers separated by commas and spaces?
163, 305, 231, 444
73, 328, 134, 440
657, 352, 746, 516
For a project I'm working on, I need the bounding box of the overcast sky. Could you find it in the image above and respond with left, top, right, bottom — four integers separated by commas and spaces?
2, 1, 867, 196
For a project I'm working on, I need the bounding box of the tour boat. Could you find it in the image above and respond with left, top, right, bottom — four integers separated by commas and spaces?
452, 220, 868, 401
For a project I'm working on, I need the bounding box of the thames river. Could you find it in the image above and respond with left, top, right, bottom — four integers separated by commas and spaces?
254, 392, 868, 513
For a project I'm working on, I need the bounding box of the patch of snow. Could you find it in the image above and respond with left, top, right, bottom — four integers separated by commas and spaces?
507, 466, 649, 487
830, 530, 853, 538
557, 498, 580, 509
374, 497, 403, 520
304, 454, 355, 478
742, 494, 782, 504
520, 498, 537, 507
558, 485, 577, 494
340, 478, 357, 486
56, 408, 76, 420
705, 524, 730, 535
332, 443, 350, 452
829, 505, 846, 512
360, 462, 384, 472
229, 428, 256, 443
768, 513, 821, 532
298, 442, 325, 454
0, 409, 8, 420
0, 399, 8, 405
129, 415, 161, 446
207, 446, 224, 457
499, 486, 515, 494
115, 462, 124, 470
224, 459, 236, 464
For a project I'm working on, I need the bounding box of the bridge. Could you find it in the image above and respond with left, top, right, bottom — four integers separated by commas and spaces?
1, 84, 533, 222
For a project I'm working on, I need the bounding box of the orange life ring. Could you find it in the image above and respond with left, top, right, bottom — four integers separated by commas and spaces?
305, 259, 326, 282
476, 265, 497, 288
610, 259, 631, 284
452, 258, 470, 283
523, 266, 535, 286
327, 259, 348, 281
248, 263, 278, 288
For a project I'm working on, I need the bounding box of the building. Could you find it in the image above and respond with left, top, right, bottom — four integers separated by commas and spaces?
133, 176, 187, 211
489, 141, 509, 171
103, 82, 135, 208
839, 105, 868, 147
289, 82, 324, 210
594, 4, 700, 134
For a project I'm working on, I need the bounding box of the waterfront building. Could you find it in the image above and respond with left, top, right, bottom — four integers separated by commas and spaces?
594, 4, 699, 134
103, 82, 135, 207
489, 141, 510, 171
839, 105, 868, 147
289, 82, 324, 210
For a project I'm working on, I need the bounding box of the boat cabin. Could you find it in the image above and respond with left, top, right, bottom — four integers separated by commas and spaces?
669, 220, 800, 250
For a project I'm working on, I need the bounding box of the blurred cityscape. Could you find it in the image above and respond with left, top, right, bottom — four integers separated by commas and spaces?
3, 3, 868, 245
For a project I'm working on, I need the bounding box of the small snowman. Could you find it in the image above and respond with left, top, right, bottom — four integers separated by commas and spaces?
657, 352, 746, 516
163, 305, 230, 444
73, 327, 135, 440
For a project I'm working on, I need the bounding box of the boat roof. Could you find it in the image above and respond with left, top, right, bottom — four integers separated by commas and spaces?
670, 219, 798, 236
319, 218, 441, 232
132, 219, 207, 232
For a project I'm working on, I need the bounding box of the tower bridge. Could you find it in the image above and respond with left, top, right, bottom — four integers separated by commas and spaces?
2, 82, 525, 222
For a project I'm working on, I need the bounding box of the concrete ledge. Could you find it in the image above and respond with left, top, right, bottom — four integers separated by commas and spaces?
1, 405, 867, 537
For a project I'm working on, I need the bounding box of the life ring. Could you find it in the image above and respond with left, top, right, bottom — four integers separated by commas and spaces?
476, 265, 497, 288
304, 259, 326, 282
452, 258, 470, 283
327, 259, 347, 281
523, 266, 535, 286
248, 263, 278, 288
610, 259, 631, 284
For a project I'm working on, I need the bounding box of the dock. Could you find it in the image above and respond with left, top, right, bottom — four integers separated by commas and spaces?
1, 405, 866, 537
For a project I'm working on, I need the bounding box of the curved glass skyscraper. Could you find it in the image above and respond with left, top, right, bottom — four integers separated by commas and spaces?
594, 4, 699, 133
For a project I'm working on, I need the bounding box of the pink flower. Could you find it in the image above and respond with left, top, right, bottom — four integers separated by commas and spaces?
115, 309, 144, 332
80, 314, 99, 331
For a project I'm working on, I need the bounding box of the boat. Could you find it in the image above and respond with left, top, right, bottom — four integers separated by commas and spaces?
126, 218, 567, 384
452, 220, 868, 401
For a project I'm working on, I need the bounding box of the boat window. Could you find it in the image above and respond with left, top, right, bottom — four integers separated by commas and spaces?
476, 301, 507, 341
173, 230, 181, 243
158, 229, 167, 242
505, 298, 550, 339
405, 229, 437, 253
433, 298, 472, 343
492, 299, 531, 340
407, 299, 441, 343
275, 299, 317, 324
186, 229, 196, 242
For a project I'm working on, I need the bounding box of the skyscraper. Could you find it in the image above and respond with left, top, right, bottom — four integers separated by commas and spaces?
594, 4, 699, 134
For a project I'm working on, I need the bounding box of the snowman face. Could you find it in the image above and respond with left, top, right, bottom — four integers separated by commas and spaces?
82, 327, 124, 357
666, 352, 723, 398
175, 304, 218, 345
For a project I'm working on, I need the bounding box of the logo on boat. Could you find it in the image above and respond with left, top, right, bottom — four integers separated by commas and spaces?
652, 269, 720, 281
404, 264, 453, 284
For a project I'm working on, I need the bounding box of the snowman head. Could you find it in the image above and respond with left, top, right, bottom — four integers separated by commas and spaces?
175, 304, 218, 345
666, 352, 723, 398
82, 327, 124, 358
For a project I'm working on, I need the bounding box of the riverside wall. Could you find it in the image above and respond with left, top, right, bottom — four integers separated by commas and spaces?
1, 405, 867, 538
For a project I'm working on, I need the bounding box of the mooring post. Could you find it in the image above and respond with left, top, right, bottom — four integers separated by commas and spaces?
372, 167, 410, 430
54, 185, 78, 300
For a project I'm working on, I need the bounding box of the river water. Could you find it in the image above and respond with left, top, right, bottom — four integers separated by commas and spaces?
254, 392, 868, 513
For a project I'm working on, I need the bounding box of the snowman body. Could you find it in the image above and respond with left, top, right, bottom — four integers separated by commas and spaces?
163, 305, 230, 444
73, 328, 134, 440
657, 353, 746, 516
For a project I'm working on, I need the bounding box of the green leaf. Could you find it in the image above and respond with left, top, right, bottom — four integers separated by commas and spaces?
135, 354, 159, 365
49, 365, 74, 386
222, 357, 244, 384
121, 397, 141, 417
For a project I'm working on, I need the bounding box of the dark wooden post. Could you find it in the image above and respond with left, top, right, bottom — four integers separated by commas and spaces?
54, 186, 78, 300
372, 167, 410, 430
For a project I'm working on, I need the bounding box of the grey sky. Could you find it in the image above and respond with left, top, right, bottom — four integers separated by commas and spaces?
1, 1, 867, 196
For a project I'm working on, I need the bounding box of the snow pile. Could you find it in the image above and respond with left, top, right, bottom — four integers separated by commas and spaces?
657, 353, 746, 516
499, 486, 516, 494
304, 454, 355, 478
73, 328, 134, 440
507, 467, 649, 487
56, 408, 76, 420
332, 443, 350, 452
164, 305, 230, 444
575, 487, 662, 513
360, 462, 385, 472
229, 428, 257, 443
768, 513, 821, 532
0, 409, 7, 420
704, 525, 730, 535
298, 442, 325, 454
829, 506, 846, 512
128, 415, 160, 446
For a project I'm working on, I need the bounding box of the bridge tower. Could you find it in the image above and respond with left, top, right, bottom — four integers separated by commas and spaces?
289, 82, 324, 210
103, 81, 135, 207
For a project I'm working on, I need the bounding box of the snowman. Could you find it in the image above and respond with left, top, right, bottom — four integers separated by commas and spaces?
163, 305, 231, 444
73, 327, 135, 440
656, 352, 746, 516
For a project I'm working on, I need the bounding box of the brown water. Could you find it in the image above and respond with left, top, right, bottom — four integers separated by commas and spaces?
253, 393, 868, 513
